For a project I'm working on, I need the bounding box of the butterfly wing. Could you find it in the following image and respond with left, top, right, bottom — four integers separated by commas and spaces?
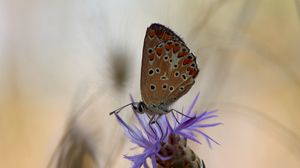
140, 23, 199, 107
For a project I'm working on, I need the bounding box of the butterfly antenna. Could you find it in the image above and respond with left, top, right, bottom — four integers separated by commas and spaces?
109, 103, 135, 115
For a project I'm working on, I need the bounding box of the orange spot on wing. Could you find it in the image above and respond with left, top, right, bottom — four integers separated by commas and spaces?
177, 51, 188, 58
162, 33, 171, 41
187, 67, 198, 77
187, 67, 193, 72
156, 48, 163, 56
156, 30, 163, 39
148, 29, 155, 38
173, 45, 181, 53
148, 53, 155, 61
165, 44, 173, 51
183, 59, 193, 65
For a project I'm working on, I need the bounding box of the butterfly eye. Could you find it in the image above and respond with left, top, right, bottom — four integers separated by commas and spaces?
173, 64, 178, 68
150, 84, 156, 91
179, 86, 185, 91
148, 69, 154, 76
138, 103, 144, 112
174, 71, 180, 77
169, 59, 172, 63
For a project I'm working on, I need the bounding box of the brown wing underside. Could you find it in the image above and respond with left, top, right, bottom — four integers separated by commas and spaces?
140, 23, 199, 106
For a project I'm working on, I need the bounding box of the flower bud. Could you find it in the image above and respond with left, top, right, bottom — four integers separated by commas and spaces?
156, 134, 205, 168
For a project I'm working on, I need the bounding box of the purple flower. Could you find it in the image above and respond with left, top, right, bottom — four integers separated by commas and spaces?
113, 93, 221, 168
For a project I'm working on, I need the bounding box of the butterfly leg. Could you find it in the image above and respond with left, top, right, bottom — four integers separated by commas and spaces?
147, 115, 158, 137
147, 114, 164, 139
148, 114, 156, 124
170, 109, 195, 119
154, 114, 164, 138
171, 110, 181, 124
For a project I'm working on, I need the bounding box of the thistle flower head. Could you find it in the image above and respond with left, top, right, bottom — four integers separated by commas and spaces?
114, 94, 221, 168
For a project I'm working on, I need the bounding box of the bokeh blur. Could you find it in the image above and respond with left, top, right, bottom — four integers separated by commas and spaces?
1, 0, 300, 168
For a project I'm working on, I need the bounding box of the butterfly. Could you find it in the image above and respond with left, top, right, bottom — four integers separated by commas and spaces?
110, 23, 199, 124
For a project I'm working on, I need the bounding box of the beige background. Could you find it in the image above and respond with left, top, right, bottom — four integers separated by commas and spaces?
1, 0, 300, 167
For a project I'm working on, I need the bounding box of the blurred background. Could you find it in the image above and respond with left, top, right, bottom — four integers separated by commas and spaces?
1, 0, 300, 167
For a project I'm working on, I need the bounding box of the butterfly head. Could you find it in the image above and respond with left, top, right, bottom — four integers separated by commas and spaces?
132, 101, 146, 114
